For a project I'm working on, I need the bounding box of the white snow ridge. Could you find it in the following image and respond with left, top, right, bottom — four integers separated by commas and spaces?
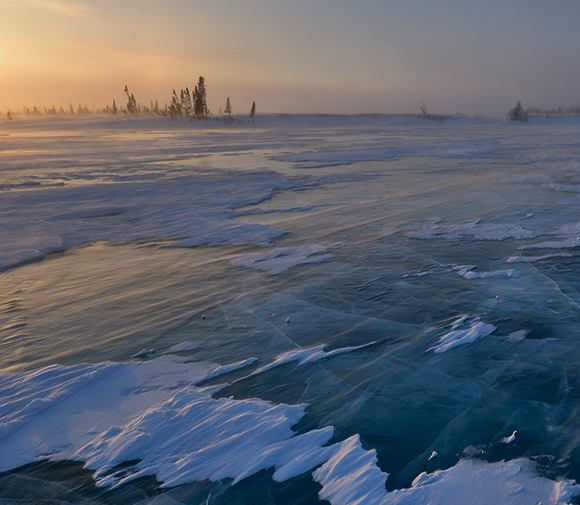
1, 351, 577, 505
429, 317, 496, 353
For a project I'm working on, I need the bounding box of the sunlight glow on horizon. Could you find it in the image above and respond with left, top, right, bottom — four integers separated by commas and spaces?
2, 0, 580, 115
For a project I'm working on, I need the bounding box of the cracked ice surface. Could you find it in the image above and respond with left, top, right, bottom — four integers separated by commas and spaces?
3, 115, 580, 504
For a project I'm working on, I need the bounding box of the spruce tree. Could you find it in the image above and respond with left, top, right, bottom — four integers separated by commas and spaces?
509, 100, 528, 121
171, 90, 182, 117
224, 97, 233, 123
183, 87, 193, 117
196, 76, 208, 119
124, 86, 138, 118
193, 85, 201, 119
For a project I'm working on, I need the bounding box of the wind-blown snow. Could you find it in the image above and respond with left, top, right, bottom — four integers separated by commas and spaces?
313, 443, 579, 505
227, 246, 334, 275
429, 318, 496, 353
407, 219, 539, 241
453, 265, 520, 280
314, 453, 578, 505
5, 115, 580, 503
1, 352, 577, 502
0, 175, 297, 271
270, 149, 397, 168
381, 458, 579, 505
521, 222, 580, 250
313, 435, 389, 505
242, 342, 376, 379
0, 355, 332, 488
507, 253, 572, 263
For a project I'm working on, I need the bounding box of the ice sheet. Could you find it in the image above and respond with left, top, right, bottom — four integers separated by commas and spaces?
4, 115, 580, 503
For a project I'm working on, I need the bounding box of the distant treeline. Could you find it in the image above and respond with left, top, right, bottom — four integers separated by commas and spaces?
526, 104, 580, 116
2, 76, 256, 123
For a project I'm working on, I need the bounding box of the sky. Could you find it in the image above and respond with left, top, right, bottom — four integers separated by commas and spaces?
1, 0, 580, 115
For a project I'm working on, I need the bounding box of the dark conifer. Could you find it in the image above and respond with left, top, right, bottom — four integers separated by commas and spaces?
196, 76, 208, 119
193, 85, 201, 119
249, 101, 256, 123
124, 85, 138, 118
509, 100, 528, 121
224, 97, 233, 122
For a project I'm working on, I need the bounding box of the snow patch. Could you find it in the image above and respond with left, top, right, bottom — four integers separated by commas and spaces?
228, 246, 334, 275
315, 453, 579, 505
453, 265, 520, 280
430, 318, 496, 353
0, 356, 326, 488
521, 222, 580, 250
507, 253, 572, 263
407, 218, 539, 241
313, 435, 389, 505
241, 342, 375, 379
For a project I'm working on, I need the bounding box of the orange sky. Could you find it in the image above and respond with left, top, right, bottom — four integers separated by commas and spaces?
2, 0, 580, 115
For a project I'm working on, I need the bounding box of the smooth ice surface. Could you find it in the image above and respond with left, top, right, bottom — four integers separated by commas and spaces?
165, 342, 200, 353
4, 115, 580, 504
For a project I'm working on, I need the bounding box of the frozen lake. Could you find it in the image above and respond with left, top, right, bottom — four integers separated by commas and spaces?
2, 114, 580, 504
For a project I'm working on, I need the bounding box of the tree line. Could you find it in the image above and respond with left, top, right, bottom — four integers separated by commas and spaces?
2, 76, 257, 123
